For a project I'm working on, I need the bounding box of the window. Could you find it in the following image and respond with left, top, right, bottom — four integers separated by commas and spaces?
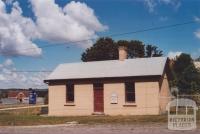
125, 82, 135, 102
66, 83, 74, 102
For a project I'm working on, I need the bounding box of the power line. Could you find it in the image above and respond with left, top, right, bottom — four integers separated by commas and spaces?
105, 21, 196, 37
6, 20, 198, 73
1, 20, 197, 55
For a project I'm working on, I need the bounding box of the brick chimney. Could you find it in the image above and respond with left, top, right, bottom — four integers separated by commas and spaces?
118, 45, 127, 61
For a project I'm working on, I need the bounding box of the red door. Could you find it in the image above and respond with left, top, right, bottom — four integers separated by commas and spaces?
93, 84, 104, 113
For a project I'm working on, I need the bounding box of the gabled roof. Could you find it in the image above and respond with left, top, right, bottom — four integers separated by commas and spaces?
45, 57, 168, 81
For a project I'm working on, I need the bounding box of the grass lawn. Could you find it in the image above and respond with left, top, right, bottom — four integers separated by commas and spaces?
0, 113, 168, 126
0, 107, 199, 126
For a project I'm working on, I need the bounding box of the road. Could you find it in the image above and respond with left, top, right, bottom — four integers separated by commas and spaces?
0, 124, 199, 134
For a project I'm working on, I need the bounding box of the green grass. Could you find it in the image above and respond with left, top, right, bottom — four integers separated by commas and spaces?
0, 107, 199, 126
0, 113, 168, 126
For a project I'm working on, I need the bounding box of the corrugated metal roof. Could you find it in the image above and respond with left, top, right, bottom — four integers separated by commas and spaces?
45, 57, 167, 81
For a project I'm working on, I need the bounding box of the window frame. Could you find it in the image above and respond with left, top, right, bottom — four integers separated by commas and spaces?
66, 83, 74, 103
125, 82, 135, 103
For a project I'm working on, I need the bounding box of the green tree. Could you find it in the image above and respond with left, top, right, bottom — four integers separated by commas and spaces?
81, 37, 162, 62
117, 40, 145, 58
177, 65, 200, 94
145, 45, 163, 57
81, 37, 118, 62
173, 53, 193, 78
127, 40, 145, 58
172, 53, 200, 94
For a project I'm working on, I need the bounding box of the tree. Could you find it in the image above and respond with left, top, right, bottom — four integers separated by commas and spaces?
81, 37, 162, 62
145, 45, 163, 57
81, 37, 118, 62
172, 53, 200, 94
177, 65, 200, 94
117, 40, 145, 58
173, 53, 193, 78
127, 40, 145, 58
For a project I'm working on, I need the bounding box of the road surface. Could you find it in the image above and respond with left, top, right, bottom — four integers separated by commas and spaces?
0, 124, 199, 134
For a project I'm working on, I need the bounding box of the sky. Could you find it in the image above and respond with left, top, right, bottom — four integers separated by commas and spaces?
0, 0, 200, 88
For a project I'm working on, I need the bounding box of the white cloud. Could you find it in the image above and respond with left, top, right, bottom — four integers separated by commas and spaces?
194, 16, 200, 22
4, 59, 13, 66
0, 59, 49, 88
0, 2, 42, 57
63, 1, 107, 32
194, 29, 200, 39
4, 0, 14, 5
0, 0, 107, 57
144, 0, 156, 13
194, 16, 200, 40
0, 1, 42, 57
31, 0, 107, 48
0, 0, 4, 11
0, 0, 107, 88
160, 0, 181, 10
167, 51, 182, 59
0, 74, 5, 80
143, 0, 181, 13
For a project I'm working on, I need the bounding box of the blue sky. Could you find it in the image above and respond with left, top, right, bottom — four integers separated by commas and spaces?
0, 0, 200, 88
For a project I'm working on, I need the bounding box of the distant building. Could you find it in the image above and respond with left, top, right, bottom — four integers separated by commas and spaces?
8, 90, 29, 102
44, 46, 171, 116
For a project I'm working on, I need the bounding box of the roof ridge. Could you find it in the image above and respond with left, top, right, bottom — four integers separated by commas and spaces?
59, 57, 167, 65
